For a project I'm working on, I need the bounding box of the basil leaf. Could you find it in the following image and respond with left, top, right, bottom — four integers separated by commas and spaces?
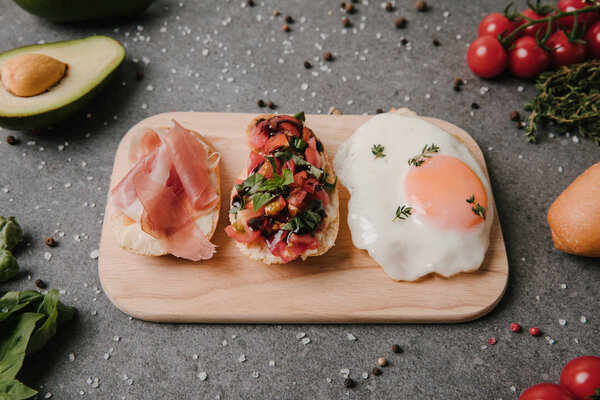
293, 111, 305, 123
26, 289, 60, 355
0, 312, 44, 379
0, 378, 38, 399
0, 250, 18, 284
236, 173, 266, 196
274, 148, 293, 161
281, 200, 324, 234
252, 192, 276, 211
264, 155, 277, 173
323, 177, 338, 192
290, 137, 307, 151
256, 169, 294, 192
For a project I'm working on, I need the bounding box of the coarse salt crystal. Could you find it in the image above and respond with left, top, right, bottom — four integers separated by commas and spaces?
559, 319, 567, 326
90, 249, 99, 259
296, 332, 306, 339
44, 252, 52, 261
252, 372, 259, 378
581, 316, 587, 323
347, 333, 356, 341
238, 354, 246, 363
269, 360, 275, 366
301, 337, 311, 345
198, 372, 207, 381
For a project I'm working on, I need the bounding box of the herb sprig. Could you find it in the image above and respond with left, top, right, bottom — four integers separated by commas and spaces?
408, 144, 439, 167
466, 195, 487, 220
371, 144, 386, 159
393, 205, 412, 221
523, 60, 600, 145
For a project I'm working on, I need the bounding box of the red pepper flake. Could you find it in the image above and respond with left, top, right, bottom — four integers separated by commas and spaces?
487, 337, 497, 345
323, 52, 334, 62
344, 3, 356, 13
6, 135, 18, 145
510, 323, 521, 333
273, 10, 280, 16
529, 327, 541, 336
282, 24, 291, 32
342, 17, 351, 27
45, 237, 57, 247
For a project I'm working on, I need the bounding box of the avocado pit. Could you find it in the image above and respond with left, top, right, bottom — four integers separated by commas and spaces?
1, 53, 67, 97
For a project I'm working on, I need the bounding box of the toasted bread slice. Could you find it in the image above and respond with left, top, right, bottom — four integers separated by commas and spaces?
230, 114, 339, 264
110, 129, 221, 257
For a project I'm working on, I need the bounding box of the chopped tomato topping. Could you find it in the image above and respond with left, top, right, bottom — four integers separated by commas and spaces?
248, 120, 270, 150
279, 122, 301, 137
264, 196, 286, 216
285, 159, 296, 175
266, 231, 319, 263
247, 151, 265, 175
224, 223, 261, 243
302, 177, 318, 193
311, 189, 330, 207
293, 171, 307, 188
264, 134, 289, 153
287, 187, 308, 209
302, 126, 312, 143
305, 146, 321, 168
256, 157, 281, 179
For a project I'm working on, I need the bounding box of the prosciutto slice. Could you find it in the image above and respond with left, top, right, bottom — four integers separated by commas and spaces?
110, 120, 218, 261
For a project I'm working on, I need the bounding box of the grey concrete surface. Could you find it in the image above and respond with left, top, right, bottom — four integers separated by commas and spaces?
0, 0, 599, 399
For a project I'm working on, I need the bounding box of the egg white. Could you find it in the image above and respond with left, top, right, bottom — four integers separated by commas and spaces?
334, 112, 494, 281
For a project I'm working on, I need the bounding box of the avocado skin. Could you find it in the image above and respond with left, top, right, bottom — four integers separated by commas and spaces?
12, 0, 153, 22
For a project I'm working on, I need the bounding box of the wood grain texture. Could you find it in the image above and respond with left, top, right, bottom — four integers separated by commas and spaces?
98, 112, 508, 323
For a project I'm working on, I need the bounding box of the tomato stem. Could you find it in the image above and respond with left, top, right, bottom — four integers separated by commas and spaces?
500, 4, 600, 47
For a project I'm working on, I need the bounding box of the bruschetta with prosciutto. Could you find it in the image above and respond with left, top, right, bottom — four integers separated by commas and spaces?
109, 120, 221, 261
225, 112, 339, 264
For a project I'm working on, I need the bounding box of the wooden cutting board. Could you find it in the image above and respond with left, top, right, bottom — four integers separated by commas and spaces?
98, 112, 508, 323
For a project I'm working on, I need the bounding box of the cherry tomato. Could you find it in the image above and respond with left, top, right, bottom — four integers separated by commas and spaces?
519, 383, 576, 400
546, 30, 587, 67
518, 8, 555, 38
585, 20, 600, 59
467, 36, 508, 78
557, 0, 599, 30
560, 356, 600, 400
478, 13, 516, 38
509, 36, 550, 79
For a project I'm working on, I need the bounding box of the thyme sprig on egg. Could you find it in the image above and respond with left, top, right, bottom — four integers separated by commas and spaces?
393, 205, 412, 221
466, 195, 487, 220
371, 144, 386, 158
408, 143, 439, 167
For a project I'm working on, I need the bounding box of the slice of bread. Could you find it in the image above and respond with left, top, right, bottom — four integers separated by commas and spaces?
110, 129, 221, 257
230, 114, 339, 264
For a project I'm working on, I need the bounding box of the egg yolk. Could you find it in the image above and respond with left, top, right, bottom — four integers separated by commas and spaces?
404, 154, 488, 230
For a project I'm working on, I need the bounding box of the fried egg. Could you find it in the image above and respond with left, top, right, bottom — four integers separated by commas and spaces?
334, 111, 494, 281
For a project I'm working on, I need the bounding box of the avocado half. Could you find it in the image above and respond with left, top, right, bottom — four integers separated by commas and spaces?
11, 0, 153, 22
0, 36, 125, 131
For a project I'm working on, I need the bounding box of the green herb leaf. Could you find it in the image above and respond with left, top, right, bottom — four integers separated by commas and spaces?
293, 111, 306, 123
0, 312, 44, 379
393, 205, 413, 221
264, 155, 277, 173
26, 289, 61, 355
0, 250, 18, 284
408, 144, 440, 167
252, 192, 276, 211
466, 195, 487, 220
281, 200, 324, 234
523, 60, 600, 145
371, 144, 385, 158
0, 217, 22, 252
235, 173, 266, 196
466, 194, 475, 204
323, 177, 338, 192
0, 378, 38, 399
290, 137, 307, 151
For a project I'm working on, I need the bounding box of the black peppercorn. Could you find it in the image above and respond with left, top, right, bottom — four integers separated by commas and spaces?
344, 378, 355, 388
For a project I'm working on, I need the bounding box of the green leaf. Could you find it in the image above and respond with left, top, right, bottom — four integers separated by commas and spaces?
0, 378, 37, 400
0, 217, 23, 252
290, 137, 307, 152
264, 155, 277, 173
235, 173, 266, 196
26, 290, 60, 356
0, 313, 44, 379
0, 251, 19, 284
252, 192, 276, 212
281, 200, 324, 234
323, 177, 338, 192
292, 111, 305, 123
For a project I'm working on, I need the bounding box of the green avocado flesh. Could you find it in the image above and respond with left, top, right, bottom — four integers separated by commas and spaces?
12, 0, 153, 22
0, 36, 125, 131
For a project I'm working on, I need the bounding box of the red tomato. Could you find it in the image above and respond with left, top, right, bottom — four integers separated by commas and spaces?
509, 36, 550, 79
467, 36, 508, 78
310, 188, 330, 207
247, 151, 265, 175
264, 133, 289, 153
560, 356, 600, 400
585, 20, 600, 59
248, 119, 270, 150
478, 13, 516, 38
557, 0, 599, 30
546, 30, 587, 67
518, 8, 555, 38
519, 383, 576, 400
305, 147, 321, 168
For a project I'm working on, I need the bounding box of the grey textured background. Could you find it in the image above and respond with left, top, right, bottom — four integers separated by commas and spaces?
1, 0, 599, 399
